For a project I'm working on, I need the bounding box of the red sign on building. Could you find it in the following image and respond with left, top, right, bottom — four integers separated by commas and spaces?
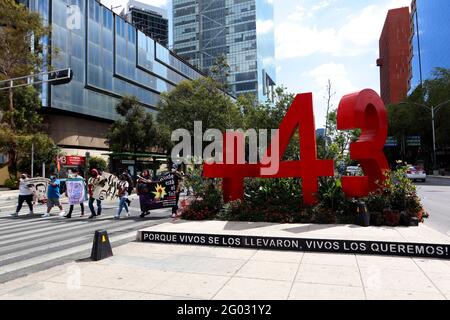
60, 155, 86, 166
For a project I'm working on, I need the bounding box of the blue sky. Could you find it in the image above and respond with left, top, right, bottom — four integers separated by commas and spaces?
102, 0, 412, 127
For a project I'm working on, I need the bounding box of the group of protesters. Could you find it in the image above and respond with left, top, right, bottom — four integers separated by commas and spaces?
12, 164, 183, 220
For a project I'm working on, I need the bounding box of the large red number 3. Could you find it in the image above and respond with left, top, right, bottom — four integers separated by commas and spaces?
337, 89, 389, 197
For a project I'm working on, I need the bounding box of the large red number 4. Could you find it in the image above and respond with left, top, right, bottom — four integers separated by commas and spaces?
337, 89, 389, 197
203, 93, 334, 205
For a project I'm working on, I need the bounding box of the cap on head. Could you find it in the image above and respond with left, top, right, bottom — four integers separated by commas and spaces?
91, 168, 99, 177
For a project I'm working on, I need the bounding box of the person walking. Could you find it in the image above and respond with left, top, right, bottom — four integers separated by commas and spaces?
64, 168, 86, 218
11, 174, 34, 217
87, 168, 103, 219
170, 164, 183, 218
114, 174, 130, 219
137, 169, 152, 218
122, 169, 133, 206
42, 175, 65, 218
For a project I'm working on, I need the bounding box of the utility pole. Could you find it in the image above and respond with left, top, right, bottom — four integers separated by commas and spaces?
31, 142, 34, 178
400, 100, 450, 173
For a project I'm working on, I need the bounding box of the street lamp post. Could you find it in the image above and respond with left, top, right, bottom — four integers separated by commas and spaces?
399, 100, 450, 172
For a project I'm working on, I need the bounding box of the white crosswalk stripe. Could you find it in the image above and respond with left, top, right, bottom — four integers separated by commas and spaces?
0, 196, 172, 283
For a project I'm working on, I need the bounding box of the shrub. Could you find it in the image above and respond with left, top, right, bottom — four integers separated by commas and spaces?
89, 157, 107, 172
181, 200, 217, 220
4, 177, 19, 189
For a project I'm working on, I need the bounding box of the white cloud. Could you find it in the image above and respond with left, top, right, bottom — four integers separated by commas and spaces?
306, 63, 359, 127
257, 19, 275, 35
276, 23, 339, 58
276, 0, 412, 60
262, 56, 276, 68
308, 63, 358, 94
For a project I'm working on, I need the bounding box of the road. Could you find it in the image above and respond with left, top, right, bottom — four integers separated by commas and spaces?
0, 178, 448, 285
415, 177, 450, 237
0, 194, 172, 284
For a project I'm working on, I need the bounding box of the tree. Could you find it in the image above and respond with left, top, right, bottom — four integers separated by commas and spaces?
0, 0, 50, 129
387, 67, 450, 168
210, 54, 231, 90
0, 86, 56, 175
157, 77, 242, 134
88, 157, 107, 172
323, 79, 335, 150
106, 96, 168, 154
0, 1, 56, 177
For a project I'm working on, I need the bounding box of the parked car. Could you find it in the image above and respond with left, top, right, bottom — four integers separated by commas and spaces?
345, 165, 363, 176
406, 165, 426, 182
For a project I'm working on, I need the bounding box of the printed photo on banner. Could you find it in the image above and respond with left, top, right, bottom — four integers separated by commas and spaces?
27, 178, 50, 203
92, 172, 120, 201
138, 173, 177, 211
66, 178, 87, 205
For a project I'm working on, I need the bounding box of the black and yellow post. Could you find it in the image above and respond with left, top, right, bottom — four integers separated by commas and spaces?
91, 230, 113, 261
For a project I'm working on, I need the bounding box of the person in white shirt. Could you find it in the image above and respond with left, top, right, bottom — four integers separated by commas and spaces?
12, 174, 34, 217
114, 174, 130, 219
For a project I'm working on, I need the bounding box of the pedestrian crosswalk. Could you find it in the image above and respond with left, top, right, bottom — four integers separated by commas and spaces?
0, 196, 172, 284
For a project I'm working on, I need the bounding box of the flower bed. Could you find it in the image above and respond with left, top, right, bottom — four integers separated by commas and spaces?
180, 166, 428, 227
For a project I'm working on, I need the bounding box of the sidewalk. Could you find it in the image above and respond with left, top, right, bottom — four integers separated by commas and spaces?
429, 175, 450, 180
0, 221, 449, 300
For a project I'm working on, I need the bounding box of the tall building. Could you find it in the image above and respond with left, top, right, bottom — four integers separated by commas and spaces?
410, 0, 450, 93
21, 0, 203, 162
122, 0, 169, 47
172, 0, 276, 101
377, 7, 411, 105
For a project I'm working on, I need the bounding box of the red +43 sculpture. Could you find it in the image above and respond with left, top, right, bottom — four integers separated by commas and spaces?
203, 89, 389, 205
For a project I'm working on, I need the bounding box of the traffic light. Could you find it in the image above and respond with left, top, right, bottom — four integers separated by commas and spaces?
48, 68, 73, 85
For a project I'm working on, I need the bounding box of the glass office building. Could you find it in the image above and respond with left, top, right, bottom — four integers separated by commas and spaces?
410, 0, 450, 93
22, 0, 203, 155
173, 0, 276, 101
122, 0, 169, 47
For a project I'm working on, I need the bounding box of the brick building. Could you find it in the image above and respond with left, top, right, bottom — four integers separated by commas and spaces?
377, 7, 411, 106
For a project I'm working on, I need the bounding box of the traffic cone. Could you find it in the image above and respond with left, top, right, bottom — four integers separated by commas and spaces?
90, 230, 113, 261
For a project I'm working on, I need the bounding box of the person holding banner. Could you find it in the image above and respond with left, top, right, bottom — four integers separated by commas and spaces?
114, 174, 130, 219
137, 169, 153, 218
170, 164, 183, 218
64, 169, 86, 218
88, 168, 103, 219
12, 174, 34, 217
42, 175, 65, 218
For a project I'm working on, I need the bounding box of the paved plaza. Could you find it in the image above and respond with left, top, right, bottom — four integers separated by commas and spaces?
0, 221, 449, 300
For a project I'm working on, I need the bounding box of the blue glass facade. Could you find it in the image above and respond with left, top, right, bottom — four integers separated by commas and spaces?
173, 0, 276, 101
28, 0, 203, 121
410, 0, 450, 93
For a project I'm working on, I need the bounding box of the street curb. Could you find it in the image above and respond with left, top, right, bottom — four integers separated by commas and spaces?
429, 175, 450, 180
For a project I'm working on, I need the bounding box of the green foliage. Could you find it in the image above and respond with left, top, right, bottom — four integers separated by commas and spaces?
366, 192, 386, 213
383, 167, 416, 211
16, 133, 59, 174
0, 124, 58, 176
158, 77, 242, 134
181, 200, 218, 221
388, 67, 450, 169
4, 177, 19, 189
0, 86, 43, 133
106, 96, 169, 154
88, 157, 107, 172
210, 54, 230, 90
244, 178, 302, 210
0, 0, 51, 82
183, 164, 223, 212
